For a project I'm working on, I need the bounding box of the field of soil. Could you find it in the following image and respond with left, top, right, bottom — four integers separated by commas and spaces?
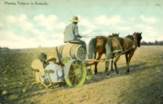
0, 46, 163, 104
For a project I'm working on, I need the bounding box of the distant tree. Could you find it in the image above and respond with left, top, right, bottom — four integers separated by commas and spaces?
141, 41, 148, 45
141, 40, 163, 46
155, 40, 158, 45
0, 47, 10, 51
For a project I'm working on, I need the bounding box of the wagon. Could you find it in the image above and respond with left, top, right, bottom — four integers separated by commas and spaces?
31, 42, 89, 88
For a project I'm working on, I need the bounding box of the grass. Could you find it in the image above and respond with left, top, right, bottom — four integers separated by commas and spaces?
0, 46, 163, 104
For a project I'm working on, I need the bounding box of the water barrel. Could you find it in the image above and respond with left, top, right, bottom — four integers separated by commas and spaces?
58, 43, 86, 61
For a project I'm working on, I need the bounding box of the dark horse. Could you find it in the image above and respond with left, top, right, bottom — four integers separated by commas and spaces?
88, 32, 142, 74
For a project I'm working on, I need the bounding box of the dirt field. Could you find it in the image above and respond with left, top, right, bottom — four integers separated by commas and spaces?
0, 46, 163, 104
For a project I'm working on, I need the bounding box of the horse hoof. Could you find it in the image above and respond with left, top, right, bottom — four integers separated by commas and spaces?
116, 72, 119, 74
125, 71, 129, 74
106, 73, 110, 76
106, 71, 113, 75
105, 70, 108, 73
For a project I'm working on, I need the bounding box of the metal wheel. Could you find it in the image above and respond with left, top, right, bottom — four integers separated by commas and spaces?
64, 60, 87, 87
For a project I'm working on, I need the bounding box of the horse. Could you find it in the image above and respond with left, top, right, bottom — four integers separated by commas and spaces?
107, 32, 142, 74
88, 32, 142, 74
88, 33, 119, 74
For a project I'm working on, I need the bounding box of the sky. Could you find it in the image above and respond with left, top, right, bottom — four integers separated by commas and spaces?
0, 0, 163, 49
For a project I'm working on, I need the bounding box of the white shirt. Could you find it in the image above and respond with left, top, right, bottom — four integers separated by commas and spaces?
64, 23, 80, 42
45, 62, 63, 82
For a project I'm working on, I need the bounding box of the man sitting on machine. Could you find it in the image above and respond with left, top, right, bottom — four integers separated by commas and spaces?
64, 16, 86, 48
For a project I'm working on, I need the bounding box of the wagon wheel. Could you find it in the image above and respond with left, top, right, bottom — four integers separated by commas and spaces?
64, 60, 87, 87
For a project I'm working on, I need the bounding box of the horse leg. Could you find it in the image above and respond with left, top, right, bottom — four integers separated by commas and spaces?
94, 53, 103, 74
106, 59, 114, 75
87, 51, 96, 74
127, 51, 135, 73
105, 57, 114, 72
114, 55, 120, 74
105, 60, 109, 72
125, 54, 130, 73
105, 59, 110, 72
94, 62, 98, 74
128, 51, 134, 62
110, 59, 114, 71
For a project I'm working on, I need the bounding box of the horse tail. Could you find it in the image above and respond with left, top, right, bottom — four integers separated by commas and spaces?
88, 38, 96, 59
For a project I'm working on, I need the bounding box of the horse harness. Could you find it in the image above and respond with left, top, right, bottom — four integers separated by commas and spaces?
111, 36, 136, 55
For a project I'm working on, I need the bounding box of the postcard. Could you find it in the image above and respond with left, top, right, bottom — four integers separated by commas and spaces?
0, 0, 163, 104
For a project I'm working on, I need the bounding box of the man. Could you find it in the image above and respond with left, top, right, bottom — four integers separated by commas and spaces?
64, 16, 85, 46
44, 56, 64, 83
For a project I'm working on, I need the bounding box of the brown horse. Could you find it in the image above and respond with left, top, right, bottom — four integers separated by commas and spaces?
88, 33, 118, 74
108, 32, 142, 74
88, 32, 142, 74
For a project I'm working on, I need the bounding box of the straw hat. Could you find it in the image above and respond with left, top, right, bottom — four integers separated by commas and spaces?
71, 16, 79, 23
47, 56, 56, 62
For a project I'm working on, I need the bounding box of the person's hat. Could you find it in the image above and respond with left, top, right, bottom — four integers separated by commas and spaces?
71, 16, 79, 23
47, 56, 56, 62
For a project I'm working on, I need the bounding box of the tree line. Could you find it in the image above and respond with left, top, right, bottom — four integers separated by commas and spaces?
141, 40, 163, 45
1, 40, 163, 49
0, 47, 10, 50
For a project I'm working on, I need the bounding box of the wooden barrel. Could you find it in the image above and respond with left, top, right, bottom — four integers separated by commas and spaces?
58, 43, 86, 61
